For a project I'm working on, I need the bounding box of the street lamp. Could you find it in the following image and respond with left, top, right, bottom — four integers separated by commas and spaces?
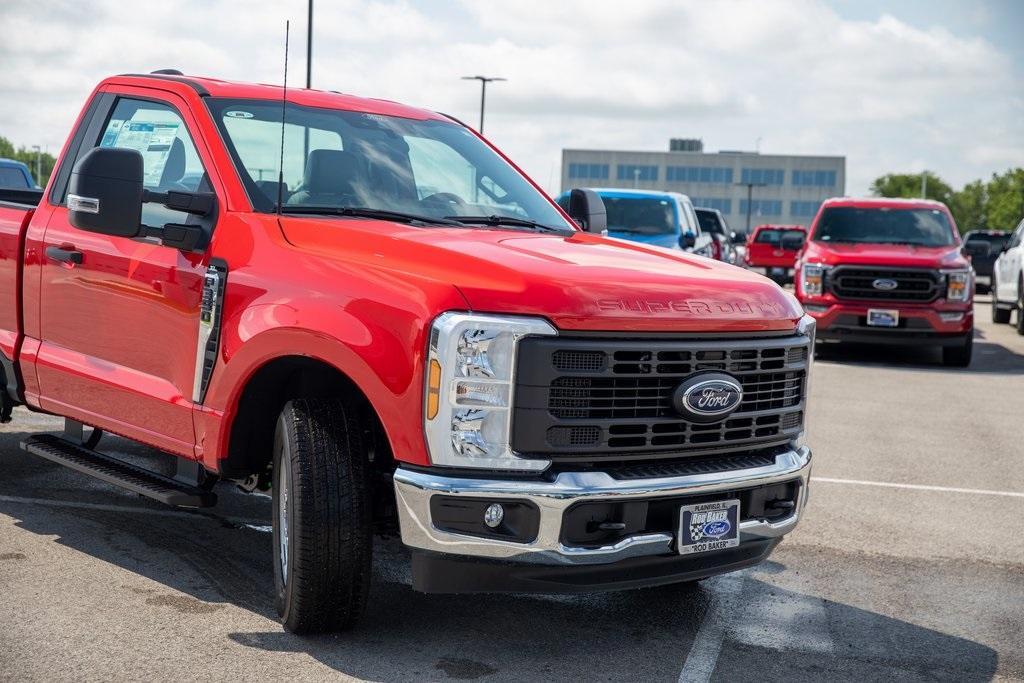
461, 75, 506, 134
737, 181, 767, 232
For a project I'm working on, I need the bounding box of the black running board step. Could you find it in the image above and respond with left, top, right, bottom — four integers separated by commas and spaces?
20, 434, 216, 508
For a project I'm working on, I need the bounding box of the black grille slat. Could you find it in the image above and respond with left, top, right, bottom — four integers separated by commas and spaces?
512, 334, 809, 462
830, 266, 941, 303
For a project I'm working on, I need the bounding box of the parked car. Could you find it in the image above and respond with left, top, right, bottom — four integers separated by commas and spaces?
695, 207, 739, 263
731, 229, 749, 264
0, 72, 814, 633
744, 224, 807, 283
0, 158, 37, 189
795, 197, 974, 366
991, 218, 1024, 333
963, 229, 1011, 293
556, 188, 715, 258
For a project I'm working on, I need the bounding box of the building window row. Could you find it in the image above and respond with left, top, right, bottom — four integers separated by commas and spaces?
568, 163, 610, 180
738, 199, 783, 217
792, 170, 837, 187
616, 164, 659, 182
740, 168, 785, 185
692, 197, 732, 214
791, 200, 822, 217
666, 166, 734, 184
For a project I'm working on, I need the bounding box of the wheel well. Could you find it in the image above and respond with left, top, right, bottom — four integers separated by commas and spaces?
221, 356, 394, 483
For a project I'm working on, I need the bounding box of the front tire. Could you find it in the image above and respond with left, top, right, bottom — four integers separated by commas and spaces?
1016, 280, 1024, 335
942, 332, 973, 368
272, 398, 372, 634
992, 282, 1011, 324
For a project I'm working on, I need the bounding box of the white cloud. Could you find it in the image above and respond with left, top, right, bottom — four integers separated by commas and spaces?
0, 0, 1019, 194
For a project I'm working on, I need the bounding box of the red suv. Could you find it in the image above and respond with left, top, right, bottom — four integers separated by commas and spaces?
795, 198, 973, 366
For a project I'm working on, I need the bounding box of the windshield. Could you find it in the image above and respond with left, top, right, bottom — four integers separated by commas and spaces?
813, 207, 955, 246
602, 196, 676, 235
207, 98, 571, 230
696, 210, 724, 235
755, 228, 803, 245
966, 233, 1009, 250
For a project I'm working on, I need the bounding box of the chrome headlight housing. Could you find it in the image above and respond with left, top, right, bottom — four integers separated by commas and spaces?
794, 313, 816, 449
424, 312, 556, 470
943, 269, 972, 303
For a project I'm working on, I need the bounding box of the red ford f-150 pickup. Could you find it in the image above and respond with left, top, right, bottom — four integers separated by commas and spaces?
795, 197, 973, 366
0, 72, 815, 633
744, 224, 806, 283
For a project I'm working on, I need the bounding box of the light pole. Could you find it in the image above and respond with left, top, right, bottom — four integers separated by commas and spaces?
461, 75, 506, 134
31, 145, 41, 185
306, 0, 313, 89
921, 170, 927, 199
737, 181, 767, 232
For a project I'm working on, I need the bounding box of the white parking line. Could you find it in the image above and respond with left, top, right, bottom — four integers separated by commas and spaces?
814, 477, 1024, 499
678, 573, 744, 682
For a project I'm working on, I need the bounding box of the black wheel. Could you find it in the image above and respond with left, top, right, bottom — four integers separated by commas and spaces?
992, 283, 1011, 324
272, 398, 372, 634
942, 332, 973, 368
1017, 280, 1024, 335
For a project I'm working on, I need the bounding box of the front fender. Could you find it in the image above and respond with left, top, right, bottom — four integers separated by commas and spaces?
196, 291, 467, 469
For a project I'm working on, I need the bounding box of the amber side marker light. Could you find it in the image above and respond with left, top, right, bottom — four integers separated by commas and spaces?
427, 359, 442, 419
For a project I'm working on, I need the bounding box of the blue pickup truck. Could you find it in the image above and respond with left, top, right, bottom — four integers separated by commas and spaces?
0, 159, 38, 190
557, 188, 715, 257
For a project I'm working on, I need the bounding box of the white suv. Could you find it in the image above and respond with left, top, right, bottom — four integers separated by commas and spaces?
992, 218, 1024, 334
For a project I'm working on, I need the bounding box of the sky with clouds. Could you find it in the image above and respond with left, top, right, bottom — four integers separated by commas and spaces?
1, 0, 1021, 195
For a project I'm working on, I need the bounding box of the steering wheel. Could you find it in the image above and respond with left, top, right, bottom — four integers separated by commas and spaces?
420, 192, 467, 208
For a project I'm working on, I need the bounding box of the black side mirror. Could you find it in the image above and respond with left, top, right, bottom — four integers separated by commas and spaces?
680, 232, 697, 249
68, 147, 143, 237
731, 231, 747, 245
567, 188, 607, 233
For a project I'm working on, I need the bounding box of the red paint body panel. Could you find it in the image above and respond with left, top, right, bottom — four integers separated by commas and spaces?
744, 225, 806, 269
1, 74, 802, 472
0, 204, 33, 360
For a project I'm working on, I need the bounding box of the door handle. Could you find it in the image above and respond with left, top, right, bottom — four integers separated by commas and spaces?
45, 245, 84, 265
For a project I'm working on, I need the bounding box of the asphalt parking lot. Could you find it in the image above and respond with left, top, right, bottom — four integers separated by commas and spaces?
1, 297, 1022, 682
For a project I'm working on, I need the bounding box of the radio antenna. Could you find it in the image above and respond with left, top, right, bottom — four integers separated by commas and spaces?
276, 20, 290, 215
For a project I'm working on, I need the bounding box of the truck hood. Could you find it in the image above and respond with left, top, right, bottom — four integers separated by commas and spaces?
279, 217, 802, 333
803, 241, 967, 269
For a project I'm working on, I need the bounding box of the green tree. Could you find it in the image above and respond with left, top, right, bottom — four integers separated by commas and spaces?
948, 179, 987, 232
870, 171, 954, 205
984, 168, 1024, 230
0, 135, 57, 188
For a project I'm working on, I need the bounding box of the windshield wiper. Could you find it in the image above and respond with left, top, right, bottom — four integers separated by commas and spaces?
445, 214, 571, 233
283, 205, 463, 226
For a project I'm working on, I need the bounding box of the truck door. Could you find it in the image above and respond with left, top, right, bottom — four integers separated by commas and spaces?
36, 92, 216, 457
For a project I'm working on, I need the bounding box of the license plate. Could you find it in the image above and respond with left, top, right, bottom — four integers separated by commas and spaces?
867, 309, 899, 327
678, 499, 740, 555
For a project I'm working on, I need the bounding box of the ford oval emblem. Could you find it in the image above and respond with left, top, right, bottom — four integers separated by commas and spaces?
872, 278, 898, 291
703, 519, 731, 538
671, 373, 744, 423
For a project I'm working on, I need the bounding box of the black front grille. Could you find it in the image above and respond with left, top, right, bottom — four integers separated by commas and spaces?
829, 266, 941, 302
512, 334, 809, 462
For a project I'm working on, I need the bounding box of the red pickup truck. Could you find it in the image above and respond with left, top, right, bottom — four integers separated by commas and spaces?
743, 224, 806, 283
0, 72, 815, 633
795, 197, 973, 366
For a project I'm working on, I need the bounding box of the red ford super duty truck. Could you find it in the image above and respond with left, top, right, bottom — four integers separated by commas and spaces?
0, 72, 814, 633
795, 197, 973, 366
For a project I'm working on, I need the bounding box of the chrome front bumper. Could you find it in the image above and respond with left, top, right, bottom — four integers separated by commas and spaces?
393, 447, 811, 566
